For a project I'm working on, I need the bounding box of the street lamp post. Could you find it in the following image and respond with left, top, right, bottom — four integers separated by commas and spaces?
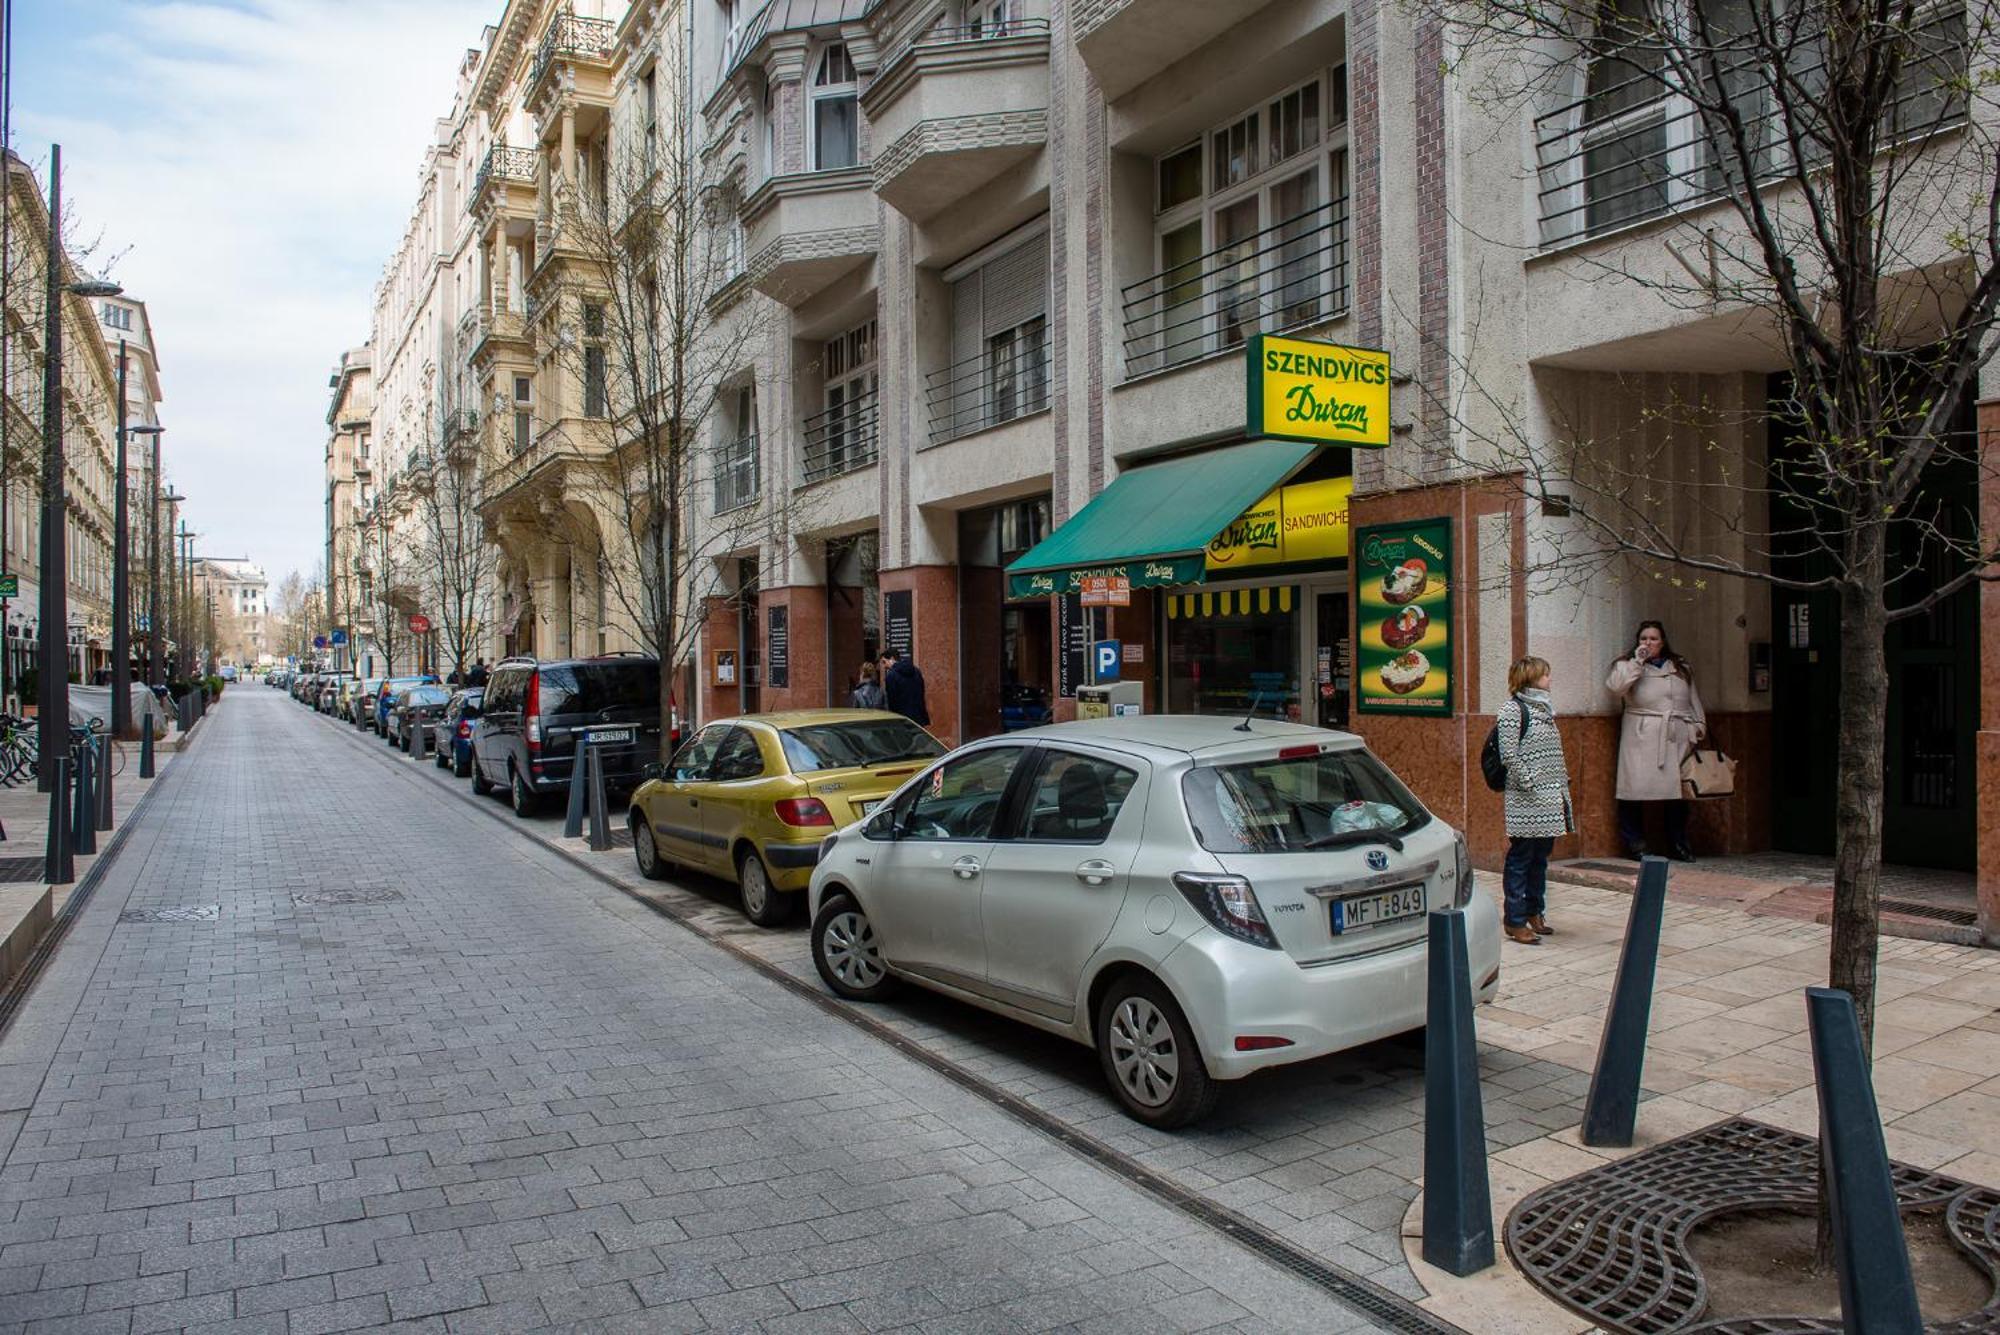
112, 338, 164, 736
37, 143, 123, 789
147, 446, 170, 688
177, 525, 196, 676
161, 491, 182, 680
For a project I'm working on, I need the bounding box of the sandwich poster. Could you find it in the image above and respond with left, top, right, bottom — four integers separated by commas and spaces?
1355, 517, 1452, 716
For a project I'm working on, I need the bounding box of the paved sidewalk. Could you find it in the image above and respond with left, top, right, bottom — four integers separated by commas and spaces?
0, 688, 1379, 1334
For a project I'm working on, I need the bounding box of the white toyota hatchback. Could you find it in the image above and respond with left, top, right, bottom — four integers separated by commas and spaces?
807, 716, 1501, 1127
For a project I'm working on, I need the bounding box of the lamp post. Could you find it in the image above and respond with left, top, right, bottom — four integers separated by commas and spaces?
114, 339, 164, 736
37, 143, 123, 789
161, 490, 183, 680
177, 525, 197, 676
147, 450, 170, 688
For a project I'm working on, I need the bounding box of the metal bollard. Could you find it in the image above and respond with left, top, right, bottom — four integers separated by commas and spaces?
45, 755, 72, 885
412, 719, 428, 760
71, 742, 96, 857
587, 745, 612, 852
139, 720, 155, 779
563, 743, 590, 838
1421, 906, 1494, 1275
95, 734, 114, 831
1807, 987, 1923, 1334
1581, 855, 1670, 1146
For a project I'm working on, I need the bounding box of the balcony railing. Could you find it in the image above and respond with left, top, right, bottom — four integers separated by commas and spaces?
1533, 9, 1965, 248
473, 145, 537, 203
714, 433, 760, 514
1121, 196, 1350, 379
444, 409, 480, 442
530, 11, 615, 91
801, 389, 879, 483
925, 336, 1050, 445
883, 17, 1051, 68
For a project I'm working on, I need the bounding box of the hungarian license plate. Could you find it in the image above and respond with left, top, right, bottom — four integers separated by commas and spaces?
1330, 883, 1427, 934
587, 728, 633, 745
856, 799, 880, 816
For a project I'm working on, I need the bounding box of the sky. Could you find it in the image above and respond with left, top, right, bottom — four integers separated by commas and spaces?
13, 0, 496, 589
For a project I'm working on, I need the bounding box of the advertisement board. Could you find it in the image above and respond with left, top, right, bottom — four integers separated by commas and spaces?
1354, 517, 1451, 716
1205, 475, 1353, 572
1244, 335, 1391, 448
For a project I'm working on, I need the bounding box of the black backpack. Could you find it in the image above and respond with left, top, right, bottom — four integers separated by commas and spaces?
1480, 695, 1528, 792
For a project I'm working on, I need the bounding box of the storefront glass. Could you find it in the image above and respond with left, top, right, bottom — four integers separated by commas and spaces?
1164, 584, 1301, 721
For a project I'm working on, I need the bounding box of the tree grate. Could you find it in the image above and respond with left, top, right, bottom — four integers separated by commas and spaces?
0, 857, 48, 884
119, 905, 219, 923
1507, 1118, 2000, 1333
292, 888, 405, 907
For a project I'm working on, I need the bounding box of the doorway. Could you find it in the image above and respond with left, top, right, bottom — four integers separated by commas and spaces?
1313, 588, 1352, 731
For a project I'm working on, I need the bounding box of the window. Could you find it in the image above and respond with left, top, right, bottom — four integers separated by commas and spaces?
583, 303, 608, 418
708, 727, 765, 781
1017, 751, 1137, 843
1581, 0, 1670, 233
936, 231, 1049, 442
966, 0, 1021, 36
811, 44, 858, 171
812, 318, 877, 476
1182, 748, 1430, 853
100, 304, 132, 331
670, 723, 729, 780
779, 718, 944, 773
881, 746, 1024, 841
512, 377, 532, 452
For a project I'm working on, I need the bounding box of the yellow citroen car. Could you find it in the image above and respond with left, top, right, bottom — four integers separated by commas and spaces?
627, 709, 945, 926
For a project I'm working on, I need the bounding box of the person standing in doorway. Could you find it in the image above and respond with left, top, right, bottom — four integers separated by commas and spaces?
880, 648, 929, 726
849, 661, 885, 710
1606, 620, 1706, 861
1497, 655, 1573, 946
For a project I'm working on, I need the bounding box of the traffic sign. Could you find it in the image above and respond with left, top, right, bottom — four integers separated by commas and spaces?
330, 629, 348, 645
408, 613, 432, 635
1092, 640, 1121, 683
313, 635, 328, 649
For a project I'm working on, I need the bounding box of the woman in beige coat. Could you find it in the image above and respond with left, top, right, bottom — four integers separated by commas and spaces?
1605, 620, 1706, 861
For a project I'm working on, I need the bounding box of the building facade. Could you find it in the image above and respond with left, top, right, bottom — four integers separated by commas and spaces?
325, 347, 372, 672
191, 556, 269, 666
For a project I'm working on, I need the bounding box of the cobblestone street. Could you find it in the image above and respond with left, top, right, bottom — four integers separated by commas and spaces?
0, 693, 1388, 1334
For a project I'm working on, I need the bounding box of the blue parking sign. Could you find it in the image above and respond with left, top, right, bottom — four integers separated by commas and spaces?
1092, 640, 1121, 683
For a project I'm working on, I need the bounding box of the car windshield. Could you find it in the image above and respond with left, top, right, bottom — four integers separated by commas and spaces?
779, 718, 944, 773
1181, 748, 1429, 853
539, 663, 658, 715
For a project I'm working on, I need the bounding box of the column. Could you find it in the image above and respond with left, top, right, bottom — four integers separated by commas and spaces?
1977, 396, 1999, 945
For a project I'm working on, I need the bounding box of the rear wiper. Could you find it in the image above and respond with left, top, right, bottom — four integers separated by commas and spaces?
1301, 830, 1405, 852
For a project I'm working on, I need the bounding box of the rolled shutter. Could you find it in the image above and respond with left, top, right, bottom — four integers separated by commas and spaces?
980, 235, 1049, 337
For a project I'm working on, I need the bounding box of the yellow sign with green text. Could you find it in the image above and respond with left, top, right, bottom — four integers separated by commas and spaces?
1205, 475, 1354, 571
1245, 334, 1391, 448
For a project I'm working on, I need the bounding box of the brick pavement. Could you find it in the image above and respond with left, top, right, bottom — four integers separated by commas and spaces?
0, 689, 1391, 1334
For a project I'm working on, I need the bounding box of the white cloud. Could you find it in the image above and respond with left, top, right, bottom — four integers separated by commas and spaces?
17, 0, 495, 590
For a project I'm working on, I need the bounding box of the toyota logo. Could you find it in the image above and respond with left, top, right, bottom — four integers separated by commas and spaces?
1366, 850, 1390, 871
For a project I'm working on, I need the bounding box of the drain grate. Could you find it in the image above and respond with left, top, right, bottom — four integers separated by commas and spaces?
1508, 1117, 1999, 1333
292, 888, 405, 907
1881, 897, 1979, 928
0, 856, 46, 884
119, 905, 219, 923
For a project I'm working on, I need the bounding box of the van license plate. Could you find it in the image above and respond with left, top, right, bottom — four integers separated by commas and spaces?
587, 728, 633, 745
1330, 884, 1427, 934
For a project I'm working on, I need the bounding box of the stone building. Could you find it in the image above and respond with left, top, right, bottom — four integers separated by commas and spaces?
324, 347, 372, 672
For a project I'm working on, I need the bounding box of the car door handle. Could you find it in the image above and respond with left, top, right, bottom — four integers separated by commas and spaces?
688, 798, 699, 807
951, 855, 982, 880
1076, 860, 1117, 886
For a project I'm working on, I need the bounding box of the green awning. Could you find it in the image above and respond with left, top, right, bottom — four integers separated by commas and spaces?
1005, 439, 1319, 599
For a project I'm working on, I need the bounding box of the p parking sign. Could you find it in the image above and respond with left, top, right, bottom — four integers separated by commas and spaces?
1092, 640, 1121, 684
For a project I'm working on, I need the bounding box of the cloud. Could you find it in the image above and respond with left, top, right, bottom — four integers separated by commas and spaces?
14, 0, 494, 595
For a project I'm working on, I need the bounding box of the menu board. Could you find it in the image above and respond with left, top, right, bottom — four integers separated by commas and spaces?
1057, 593, 1087, 699
883, 589, 914, 662
1355, 517, 1452, 715
766, 605, 789, 689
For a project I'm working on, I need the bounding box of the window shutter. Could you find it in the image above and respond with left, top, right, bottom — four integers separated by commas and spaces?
980, 236, 1049, 338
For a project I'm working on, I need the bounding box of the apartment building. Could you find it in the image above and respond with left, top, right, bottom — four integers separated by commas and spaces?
192, 556, 269, 665
325, 347, 371, 672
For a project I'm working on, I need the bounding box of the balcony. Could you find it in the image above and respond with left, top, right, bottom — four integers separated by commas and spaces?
527, 10, 616, 104
1074, 0, 1281, 101
471, 145, 537, 215
801, 390, 879, 484
1121, 196, 1349, 379
861, 21, 1050, 221
925, 335, 1049, 445
742, 168, 879, 304
714, 433, 760, 514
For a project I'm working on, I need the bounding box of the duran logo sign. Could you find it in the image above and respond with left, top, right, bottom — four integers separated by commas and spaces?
1245, 334, 1392, 448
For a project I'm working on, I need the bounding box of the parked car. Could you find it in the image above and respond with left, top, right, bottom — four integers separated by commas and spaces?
432, 689, 483, 778
628, 711, 946, 926
350, 678, 386, 727
806, 716, 1499, 1128
219, 665, 238, 683
372, 675, 437, 735
470, 655, 664, 817
393, 684, 453, 752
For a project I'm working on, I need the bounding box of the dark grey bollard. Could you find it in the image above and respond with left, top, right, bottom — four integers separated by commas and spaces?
564, 744, 590, 838
139, 721, 155, 779
1422, 906, 1494, 1275
95, 734, 114, 831
1582, 855, 1670, 1146
72, 742, 96, 857
412, 719, 428, 760
46, 756, 72, 885
587, 745, 612, 852
1807, 987, 1923, 1334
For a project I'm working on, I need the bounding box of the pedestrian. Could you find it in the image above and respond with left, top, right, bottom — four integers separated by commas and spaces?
849, 660, 885, 710
1496, 654, 1572, 946
879, 648, 929, 726
1605, 620, 1706, 861
446, 666, 463, 687
467, 658, 489, 688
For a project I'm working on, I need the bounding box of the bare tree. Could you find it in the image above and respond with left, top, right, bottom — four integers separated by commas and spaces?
411, 389, 495, 681
362, 509, 411, 677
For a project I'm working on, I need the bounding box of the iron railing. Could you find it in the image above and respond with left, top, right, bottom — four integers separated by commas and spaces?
1533, 8, 1966, 248
884, 17, 1051, 68
444, 409, 480, 442
801, 389, 879, 483
473, 145, 537, 203
925, 336, 1050, 444
530, 11, 615, 90
1121, 196, 1350, 378
714, 433, 760, 514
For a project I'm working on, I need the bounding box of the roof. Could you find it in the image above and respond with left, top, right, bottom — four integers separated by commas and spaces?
730, 708, 914, 729
1001, 715, 1364, 760
726, 0, 869, 78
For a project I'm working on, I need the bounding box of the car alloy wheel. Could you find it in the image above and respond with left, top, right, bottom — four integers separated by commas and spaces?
811, 895, 897, 1001
1107, 996, 1179, 1110
737, 850, 789, 927
633, 817, 668, 880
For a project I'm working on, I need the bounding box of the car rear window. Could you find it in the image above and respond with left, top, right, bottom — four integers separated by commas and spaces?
407, 686, 451, 706
778, 719, 944, 773
538, 662, 659, 716
1181, 748, 1429, 853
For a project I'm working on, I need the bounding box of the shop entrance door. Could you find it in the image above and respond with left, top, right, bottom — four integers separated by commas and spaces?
1312, 589, 1351, 731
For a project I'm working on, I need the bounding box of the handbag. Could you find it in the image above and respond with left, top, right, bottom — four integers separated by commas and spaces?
1680, 747, 1737, 799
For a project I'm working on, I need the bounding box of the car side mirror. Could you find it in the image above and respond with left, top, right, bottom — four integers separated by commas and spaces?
641, 761, 665, 783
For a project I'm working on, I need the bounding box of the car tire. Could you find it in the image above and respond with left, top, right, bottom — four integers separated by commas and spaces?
471, 762, 493, 796
1094, 975, 1218, 1129
811, 894, 898, 1001
632, 815, 669, 881
737, 849, 792, 927
510, 767, 539, 818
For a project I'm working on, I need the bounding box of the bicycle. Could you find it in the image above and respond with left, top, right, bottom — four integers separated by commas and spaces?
0, 713, 37, 787
69, 719, 127, 779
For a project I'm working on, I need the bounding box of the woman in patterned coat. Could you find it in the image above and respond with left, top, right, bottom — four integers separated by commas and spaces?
1495, 655, 1574, 946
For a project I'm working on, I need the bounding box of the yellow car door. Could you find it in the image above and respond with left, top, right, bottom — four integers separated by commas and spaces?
649, 726, 727, 866
694, 726, 780, 879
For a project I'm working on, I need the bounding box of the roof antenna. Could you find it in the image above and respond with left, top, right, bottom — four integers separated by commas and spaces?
1233, 691, 1263, 733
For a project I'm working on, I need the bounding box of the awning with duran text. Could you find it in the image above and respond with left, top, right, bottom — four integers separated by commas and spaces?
1004, 439, 1319, 600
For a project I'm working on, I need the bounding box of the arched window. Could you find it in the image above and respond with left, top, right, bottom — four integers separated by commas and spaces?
811, 43, 858, 171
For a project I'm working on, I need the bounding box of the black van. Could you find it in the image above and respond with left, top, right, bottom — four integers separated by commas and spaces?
470, 654, 665, 816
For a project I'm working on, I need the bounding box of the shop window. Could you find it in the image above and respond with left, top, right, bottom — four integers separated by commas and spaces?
1165, 584, 1301, 722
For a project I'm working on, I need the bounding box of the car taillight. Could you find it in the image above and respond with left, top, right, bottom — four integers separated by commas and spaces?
774, 798, 834, 827
525, 673, 541, 750
1454, 832, 1475, 908
1172, 872, 1279, 950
